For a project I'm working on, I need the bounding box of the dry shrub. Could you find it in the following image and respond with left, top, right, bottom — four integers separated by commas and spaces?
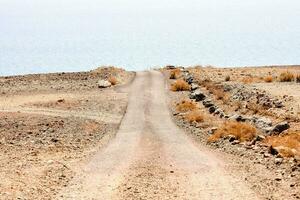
296, 74, 300, 83
242, 77, 254, 84
171, 79, 191, 91
108, 76, 118, 85
246, 102, 266, 114
208, 121, 257, 142
213, 89, 226, 100
279, 71, 294, 82
185, 110, 205, 123
169, 69, 181, 79
264, 76, 273, 83
202, 81, 228, 102
264, 132, 300, 157
225, 75, 230, 82
176, 100, 197, 112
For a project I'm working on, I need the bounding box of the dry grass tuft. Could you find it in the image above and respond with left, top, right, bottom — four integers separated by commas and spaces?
208, 121, 257, 142
108, 76, 118, 85
176, 100, 197, 112
241, 77, 254, 84
169, 69, 181, 79
279, 71, 295, 82
264, 76, 273, 83
184, 110, 205, 123
171, 79, 191, 91
264, 132, 300, 157
202, 81, 229, 102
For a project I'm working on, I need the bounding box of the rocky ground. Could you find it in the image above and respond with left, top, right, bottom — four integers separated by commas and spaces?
164, 65, 300, 200
0, 67, 134, 199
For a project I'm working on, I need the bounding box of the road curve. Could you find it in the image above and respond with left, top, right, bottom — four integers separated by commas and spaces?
57, 70, 260, 200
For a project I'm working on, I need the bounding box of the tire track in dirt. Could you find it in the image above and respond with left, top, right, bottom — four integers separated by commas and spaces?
56, 70, 261, 199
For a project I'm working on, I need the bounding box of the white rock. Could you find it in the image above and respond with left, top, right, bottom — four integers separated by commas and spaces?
97, 80, 111, 88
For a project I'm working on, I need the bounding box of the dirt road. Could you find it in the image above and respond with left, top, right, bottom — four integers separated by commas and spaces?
57, 71, 260, 199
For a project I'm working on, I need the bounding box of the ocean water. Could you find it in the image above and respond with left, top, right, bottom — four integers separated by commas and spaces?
0, 0, 300, 76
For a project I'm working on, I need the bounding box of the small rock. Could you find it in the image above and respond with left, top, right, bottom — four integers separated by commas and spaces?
275, 158, 283, 164
269, 146, 279, 155
191, 83, 199, 91
57, 98, 65, 103
231, 140, 240, 145
275, 177, 282, 181
208, 127, 218, 135
97, 80, 111, 88
209, 106, 217, 113
203, 100, 214, 108
51, 138, 59, 143
225, 134, 236, 142
190, 89, 206, 101
185, 75, 194, 84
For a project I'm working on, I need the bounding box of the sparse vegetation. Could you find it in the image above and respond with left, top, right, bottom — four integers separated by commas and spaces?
176, 100, 197, 112
184, 110, 205, 123
241, 77, 254, 84
108, 76, 118, 85
264, 76, 273, 83
169, 68, 181, 79
225, 75, 230, 82
279, 71, 294, 82
264, 132, 300, 157
170, 79, 191, 91
208, 121, 257, 142
202, 81, 229, 102
296, 74, 300, 83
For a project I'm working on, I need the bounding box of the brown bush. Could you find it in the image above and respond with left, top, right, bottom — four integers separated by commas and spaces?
264, 76, 273, 83
296, 74, 300, 83
184, 110, 205, 123
176, 100, 197, 112
225, 75, 230, 82
108, 76, 117, 85
170, 79, 191, 91
264, 132, 300, 157
279, 71, 294, 82
169, 69, 181, 79
208, 121, 257, 142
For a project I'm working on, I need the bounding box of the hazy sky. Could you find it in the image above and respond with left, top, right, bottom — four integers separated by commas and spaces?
1, 0, 300, 75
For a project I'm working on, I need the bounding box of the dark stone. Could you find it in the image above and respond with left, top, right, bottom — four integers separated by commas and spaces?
269, 145, 279, 155
209, 106, 217, 113
203, 100, 214, 108
189, 89, 206, 101
272, 122, 290, 134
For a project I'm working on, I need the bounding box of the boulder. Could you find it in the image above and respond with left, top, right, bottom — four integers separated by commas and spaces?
189, 89, 206, 101
97, 80, 112, 88
271, 122, 290, 134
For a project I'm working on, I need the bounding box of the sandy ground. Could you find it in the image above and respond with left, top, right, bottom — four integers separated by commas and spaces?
57, 71, 260, 200
0, 68, 134, 199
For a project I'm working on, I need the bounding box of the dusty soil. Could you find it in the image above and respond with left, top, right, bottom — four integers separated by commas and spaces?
1, 66, 299, 200
0, 67, 134, 199
57, 71, 261, 200
164, 66, 300, 200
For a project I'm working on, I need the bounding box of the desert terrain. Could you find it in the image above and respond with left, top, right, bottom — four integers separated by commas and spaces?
0, 66, 299, 199
165, 65, 300, 199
